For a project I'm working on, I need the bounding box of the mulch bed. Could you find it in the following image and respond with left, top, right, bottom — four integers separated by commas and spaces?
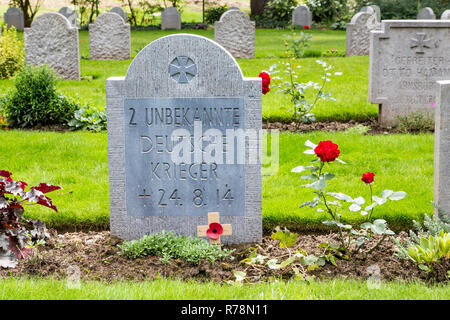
1, 230, 446, 283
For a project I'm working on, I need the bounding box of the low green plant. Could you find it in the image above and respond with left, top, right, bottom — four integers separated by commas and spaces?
322, 48, 345, 57
118, 231, 234, 264
68, 105, 107, 131
0, 65, 79, 128
397, 111, 434, 133
284, 29, 312, 59
0, 26, 25, 79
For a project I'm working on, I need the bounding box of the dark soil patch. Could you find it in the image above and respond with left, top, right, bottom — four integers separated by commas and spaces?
262, 120, 434, 135
1, 230, 445, 284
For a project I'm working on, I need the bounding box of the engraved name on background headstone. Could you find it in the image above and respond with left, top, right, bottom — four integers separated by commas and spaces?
417, 7, 436, 20
25, 13, 80, 80
434, 80, 450, 220
106, 34, 262, 243
4, 7, 24, 30
292, 5, 312, 27
110, 7, 127, 22
58, 7, 77, 27
161, 7, 181, 30
89, 12, 131, 60
346, 12, 380, 56
369, 20, 450, 126
214, 8, 255, 59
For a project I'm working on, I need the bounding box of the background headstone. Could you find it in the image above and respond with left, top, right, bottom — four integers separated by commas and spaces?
360, 5, 381, 22
440, 10, 450, 20
369, 20, 450, 126
214, 9, 255, 59
434, 80, 450, 220
58, 7, 77, 27
25, 13, 80, 80
417, 7, 436, 19
106, 34, 262, 244
292, 5, 312, 27
89, 12, 131, 60
110, 7, 127, 22
346, 12, 380, 56
161, 7, 181, 30
4, 7, 24, 30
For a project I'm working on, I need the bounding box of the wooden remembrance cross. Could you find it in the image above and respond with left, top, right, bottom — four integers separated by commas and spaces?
197, 212, 232, 244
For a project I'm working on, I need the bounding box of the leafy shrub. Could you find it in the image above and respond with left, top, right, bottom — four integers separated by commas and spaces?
119, 231, 234, 264
355, 0, 450, 20
306, 0, 351, 24
256, 0, 298, 28
204, 5, 228, 24
0, 170, 60, 268
68, 105, 107, 131
0, 26, 25, 79
397, 111, 434, 133
0, 65, 79, 128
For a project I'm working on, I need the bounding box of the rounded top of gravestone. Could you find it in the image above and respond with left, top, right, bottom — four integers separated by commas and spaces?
359, 5, 375, 15
110, 7, 127, 21
59, 7, 75, 15
125, 34, 243, 87
5, 6, 22, 14
294, 5, 310, 12
349, 11, 379, 28
417, 7, 436, 19
30, 12, 73, 29
441, 9, 450, 20
163, 7, 180, 14
228, 7, 240, 10
94, 12, 127, 25
218, 7, 251, 23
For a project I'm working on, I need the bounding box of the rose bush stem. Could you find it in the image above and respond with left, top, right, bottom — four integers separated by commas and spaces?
367, 234, 386, 255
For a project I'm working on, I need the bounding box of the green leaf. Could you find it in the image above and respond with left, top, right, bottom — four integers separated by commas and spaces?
418, 264, 430, 272
291, 165, 314, 173
322, 173, 335, 180
389, 191, 407, 201
349, 203, 361, 212
233, 271, 246, 282
301, 174, 318, 180
267, 258, 281, 270
304, 140, 317, 149
271, 228, 298, 248
328, 192, 353, 202
381, 190, 394, 198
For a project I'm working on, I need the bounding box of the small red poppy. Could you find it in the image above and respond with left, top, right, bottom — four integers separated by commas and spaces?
303, 25, 310, 29
206, 222, 223, 240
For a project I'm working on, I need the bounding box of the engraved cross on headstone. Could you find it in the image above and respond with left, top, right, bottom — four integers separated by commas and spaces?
410, 33, 432, 54
169, 56, 197, 83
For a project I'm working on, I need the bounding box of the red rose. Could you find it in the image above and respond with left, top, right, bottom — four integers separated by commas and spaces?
206, 222, 223, 240
361, 172, 375, 184
314, 140, 340, 162
303, 25, 310, 29
259, 72, 271, 95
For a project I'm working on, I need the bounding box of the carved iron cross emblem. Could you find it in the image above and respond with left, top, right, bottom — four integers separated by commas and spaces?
169, 56, 197, 83
410, 33, 432, 54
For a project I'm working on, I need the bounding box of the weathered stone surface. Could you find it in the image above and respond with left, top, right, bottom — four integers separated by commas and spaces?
4, 7, 24, 30
369, 20, 450, 126
292, 5, 312, 27
346, 12, 380, 56
106, 34, 262, 244
214, 9, 255, 59
440, 10, 450, 20
58, 7, 77, 27
25, 13, 80, 80
89, 12, 131, 60
434, 80, 450, 220
417, 7, 436, 19
161, 7, 181, 30
360, 5, 381, 21
110, 7, 127, 22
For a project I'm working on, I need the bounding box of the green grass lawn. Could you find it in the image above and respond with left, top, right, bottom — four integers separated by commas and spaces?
0, 130, 433, 232
0, 29, 373, 123
1, 277, 448, 300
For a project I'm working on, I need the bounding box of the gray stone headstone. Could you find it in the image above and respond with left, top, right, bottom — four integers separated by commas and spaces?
434, 80, 450, 220
110, 7, 127, 22
440, 10, 450, 20
58, 7, 77, 27
360, 5, 381, 22
346, 12, 380, 56
89, 12, 131, 60
4, 7, 24, 31
292, 5, 312, 27
369, 20, 450, 126
214, 9, 255, 59
417, 7, 436, 20
161, 7, 181, 30
106, 34, 262, 244
25, 13, 80, 80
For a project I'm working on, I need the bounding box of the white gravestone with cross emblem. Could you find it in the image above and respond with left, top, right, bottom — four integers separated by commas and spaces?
369, 20, 450, 126
106, 34, 262, 244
